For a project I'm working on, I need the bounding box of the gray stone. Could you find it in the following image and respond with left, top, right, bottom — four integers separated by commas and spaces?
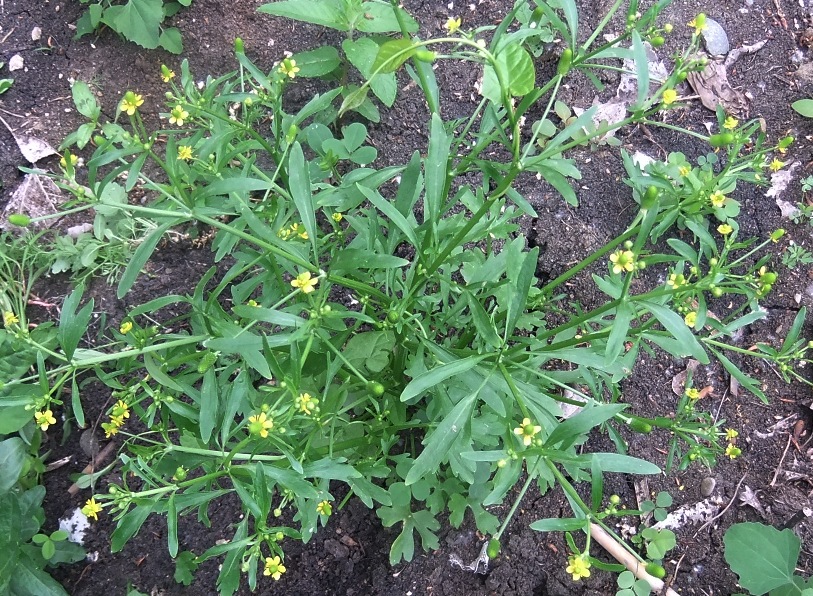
702, 18, 730, 56
700, 476, 717, 497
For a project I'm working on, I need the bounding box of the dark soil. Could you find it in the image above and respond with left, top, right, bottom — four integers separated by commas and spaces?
2, 0, 813, 594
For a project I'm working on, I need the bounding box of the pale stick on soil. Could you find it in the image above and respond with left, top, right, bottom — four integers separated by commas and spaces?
589, 522, 680, 596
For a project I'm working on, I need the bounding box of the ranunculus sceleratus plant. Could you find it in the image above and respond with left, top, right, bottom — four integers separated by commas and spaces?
4, 0, 811, 593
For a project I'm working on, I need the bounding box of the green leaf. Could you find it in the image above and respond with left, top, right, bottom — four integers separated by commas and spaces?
725, 522, 800, 595
709, 347, 766, 402
792, 99, 813, 118
111, 501, 155, 552
400, 354, 487, 403
505, 247, 539, 336
342, 38, 397, 107
71, 81, 100, 120
118, 221, 175, 298
0, 78, 12, 95
591, 452, 660, 475
199, 368, 217, 444
159, 27, 183, 54
630, 30, 649, 111
0, 494, 21, 577
372, 38, 415, 73
357, 2, 417, 33
424, 112, 450, 233
530, 517, 587, 532
106, 0, 164, 49
291, 46, 341, 77
344, 331, 394, 373
288, 142, 319, 259
641, 300, 709, 364
606, 301, 634, 364
8, 554, 68, 595
405, 392, 478, 485
0, 405, 33, 434
546, 404, 626, 449
58, 285, 93, 360
258, 0, 348, 31
331, 249, 409, 271
482, 42, 535, 102
338, 86, 368, 117
166, 493, 178, 558
174, 551, 199, 586
356, 185, 419, 248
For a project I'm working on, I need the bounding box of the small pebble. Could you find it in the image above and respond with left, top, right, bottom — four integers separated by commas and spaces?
9, 54, 24, 71
80, 429, 100, 457
32, 27, 42, 41
702, 18, 730, 56
700, 477, 717, 497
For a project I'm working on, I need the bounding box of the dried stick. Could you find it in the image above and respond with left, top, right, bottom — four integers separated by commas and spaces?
67, 441, 117, 496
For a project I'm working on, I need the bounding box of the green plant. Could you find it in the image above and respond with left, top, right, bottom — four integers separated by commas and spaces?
724, 522, 813, 595
616, 569, 653, 596
74, 0, 192, 53
0, 62, 12, 95
781, 244, 813, 269
792, 98, 813, 118
4, 1, 813, 594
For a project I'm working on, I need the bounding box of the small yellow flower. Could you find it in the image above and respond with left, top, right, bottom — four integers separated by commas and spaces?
81, 497, 103, 521
289, 222, 308, 240
316, 500, 332, 516
723, 116, 738, 130
169, 104, 189, 126
35, 409, 57, 431
566, 554, 591, 581
119, 320, 133, 334
444, 16, 462, 33
248, 411, 274, 438
291, 271, 319, 294
709, 190, 726, 208
296, 392, 318, 415
263, 555, 287, 580
177, 145, 193, 161
101, 421, 119, 438
111, 400, 130, 420
120, 91, 145, 116
247, 299, 259, 307
667, 273, 686, 289
769, 158, 784, 173
678, 165, 691, 177
725, 443, 741, 459
685, 387, 701, 400
684, 311, 698, 328
513, 417, 541, 446
662, 89, 678, 105
278, 58, 300, 79
60, 153, 79, 168
725, 428, 739, 440
161, 65, 176, 83
3, 311, 19, 327
688, 13, 706, 36
717, 223, 733, 235
332, 212, 343, 222
609, 250, 636, 274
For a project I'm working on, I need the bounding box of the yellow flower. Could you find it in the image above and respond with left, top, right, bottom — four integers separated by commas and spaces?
609, 250, 636, 274
709, 190, 726, 208
685, 387, 701, 400
769, 158, 784, 173
332, 212, 343, 222
81, 497, 103, 521
160, 65, 176, 82
717, 223, 733, 235
291, 271, 319, 294
662, 89, 678, 105
263, 555, 286, 580
723, 116, 738, 130
725, 428, 739, 440
60, 153, 79, 168
513, 417, 541, 446
177, 145, 193, 161
111, 400, 130, 420
667, 273, 686, 289
684, 311, 697, 328
35, 409, 56, 431
3, 311, 19, 327
119, 321, 133, 334
678, 165, 691, 177
296, 392, 318, 415
279, 58, 300, 79
288, 222, 308, 240
101, 421, 119, 438
110, 415, 126, 427
566, 554, 591, 581
444, 16, 462, 33
120, 91, 145, 116
169, 104, 189, 126
248, 411, 274, 438
316, 500, 332, 516
688, 13, 706, 36
725, 443, 741, 459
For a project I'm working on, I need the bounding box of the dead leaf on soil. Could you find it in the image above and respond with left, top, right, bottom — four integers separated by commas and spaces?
686, 54, 749, 117
671, 359, 700, 396
1, 173, 63, 231
738, 485, 767, 517
0, 114, 57, 163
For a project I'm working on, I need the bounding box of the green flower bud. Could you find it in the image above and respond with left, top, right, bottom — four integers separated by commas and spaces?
234, 38, 244, 54
7, 214, 31, 227
487, 538, 501, 558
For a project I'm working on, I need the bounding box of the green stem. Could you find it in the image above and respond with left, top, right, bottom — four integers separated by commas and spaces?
493, 455, 543, 540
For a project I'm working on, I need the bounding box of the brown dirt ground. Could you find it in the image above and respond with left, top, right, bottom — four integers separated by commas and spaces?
2, 0, 813, 594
